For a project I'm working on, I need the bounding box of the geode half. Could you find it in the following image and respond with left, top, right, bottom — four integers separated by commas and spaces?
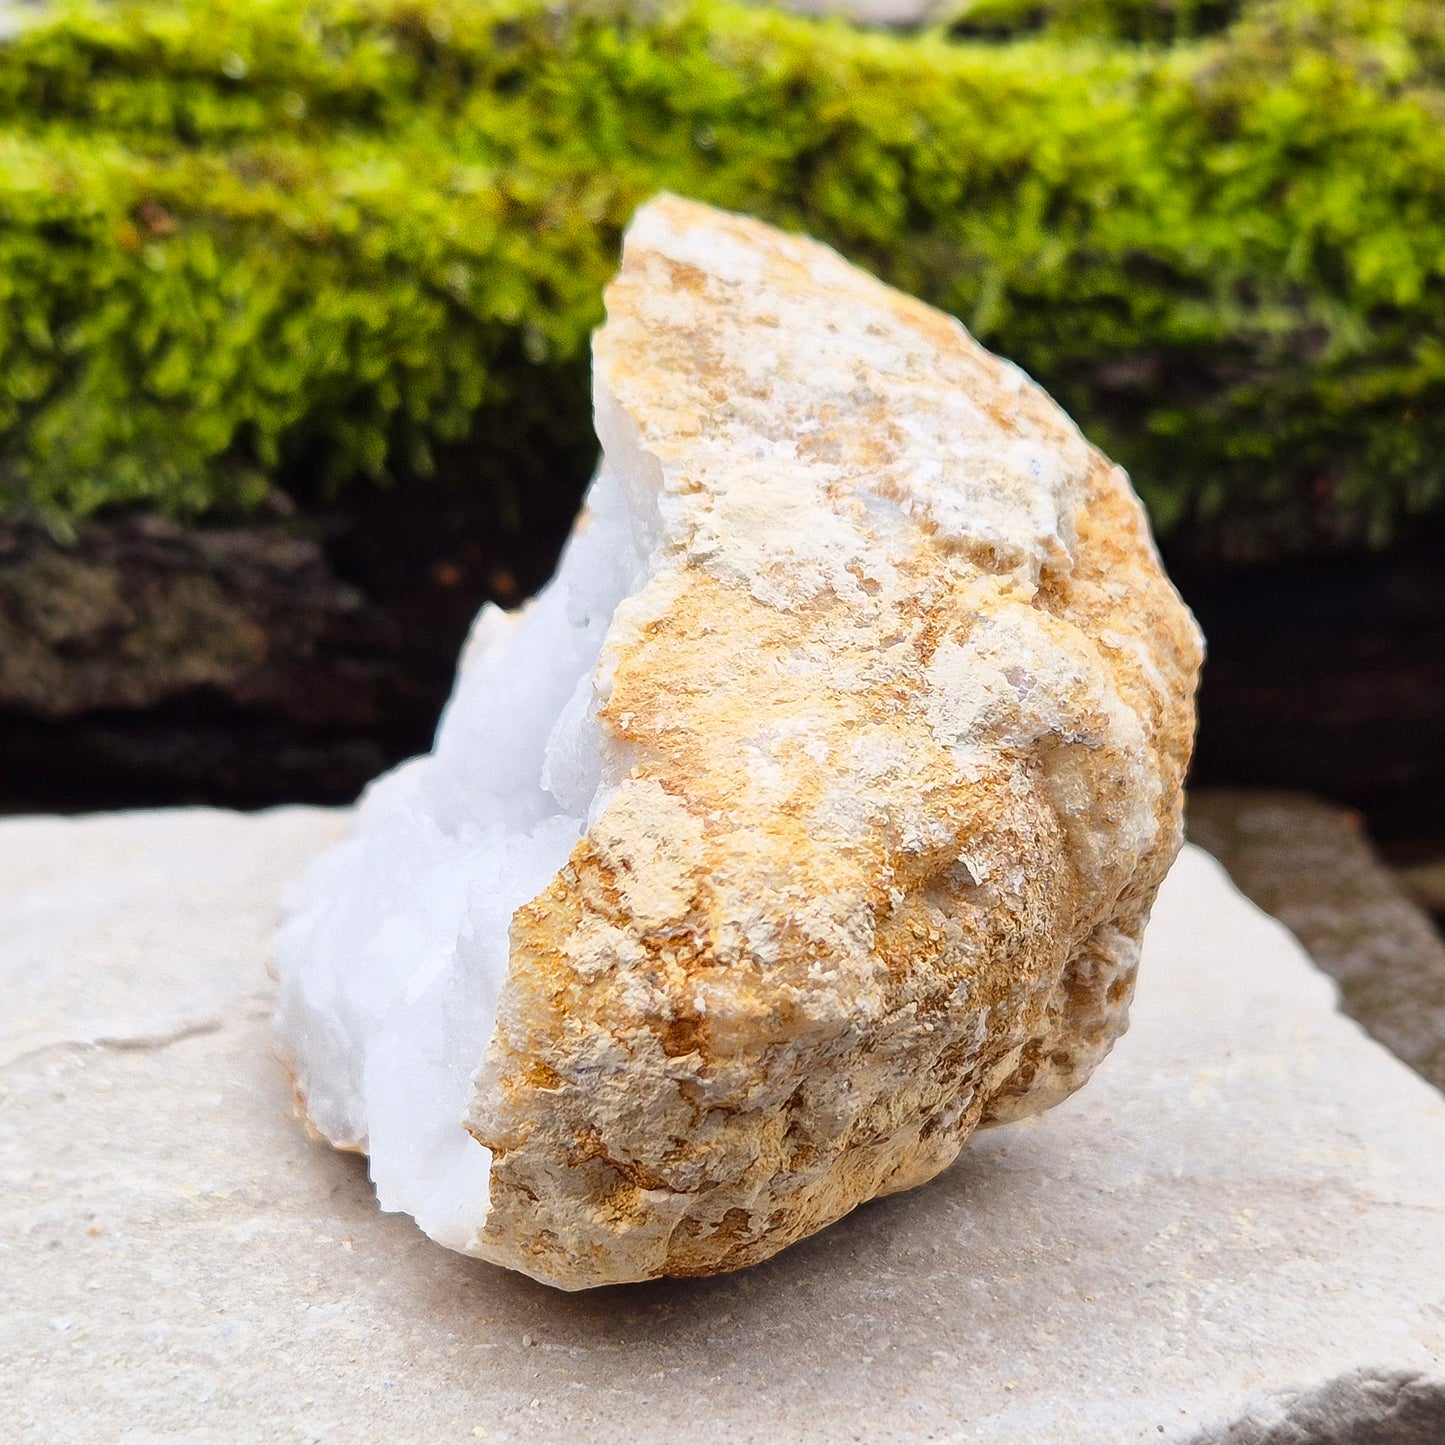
274, 195, 1203, 1290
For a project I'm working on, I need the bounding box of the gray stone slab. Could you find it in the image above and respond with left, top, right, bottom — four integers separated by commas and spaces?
1188, 789, 1445, 1092
2, 807, 1443, 1443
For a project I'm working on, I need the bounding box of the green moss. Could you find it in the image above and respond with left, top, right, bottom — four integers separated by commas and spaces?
1, 0, 1443, 555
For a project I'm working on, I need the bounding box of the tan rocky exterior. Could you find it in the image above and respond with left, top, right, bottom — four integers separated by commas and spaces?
462, 197, 1202, 1289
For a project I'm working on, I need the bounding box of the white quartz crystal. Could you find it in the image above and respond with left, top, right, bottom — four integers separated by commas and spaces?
274, 459, 646, 1249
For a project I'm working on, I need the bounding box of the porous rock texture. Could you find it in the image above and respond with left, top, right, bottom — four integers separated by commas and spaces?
275, 195, 1202, 1290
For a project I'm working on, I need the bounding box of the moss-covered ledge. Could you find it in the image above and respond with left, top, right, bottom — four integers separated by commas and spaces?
2, 0, 1444, 557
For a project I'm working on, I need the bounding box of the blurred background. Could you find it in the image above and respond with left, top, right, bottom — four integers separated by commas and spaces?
1, 0, 1442, 959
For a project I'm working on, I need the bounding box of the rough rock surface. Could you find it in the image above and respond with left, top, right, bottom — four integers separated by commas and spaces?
5, 809, 1444, 1442
0, 515, 420, 807
277, 195, 1202, 1289
0, 517, 387, 720
0, 476, 597, 814
1398, 855, 1445, 920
